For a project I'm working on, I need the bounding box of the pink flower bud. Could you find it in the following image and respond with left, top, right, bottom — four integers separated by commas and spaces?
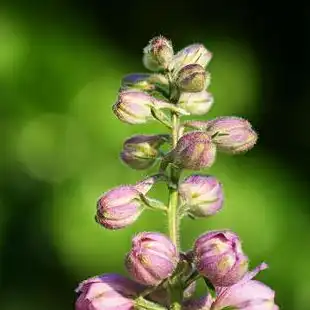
193, 230, 249, 287
121, 134, 169, 170
113, 89, 155, 124
178, 90, 213, 115
182, 295, 213, 310
143, 36, 174, 71
169, 44, 212, 73
206, 116, 258, 154
171, 131, 216, 170
179, 175, 223, 218
176, 64, 207, 92
75, 274, 143, 310
125, 232, 178, 286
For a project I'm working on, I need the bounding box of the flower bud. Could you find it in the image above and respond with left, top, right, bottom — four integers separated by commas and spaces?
171, 131, 216, 170
182, 295, 213, 310
121, 134, 169, 170
75, 274, 143, 310
206, 116, 258, 154
113, 89, 155, 124
169, 44, 212, 73
143, 36, 173, 71
179, 175, 223, 218
176, 64, 207, 92
178, 90, 213, 115
125, 232, 178, 286
95, 176, 156, 229
193, 230, 249, 287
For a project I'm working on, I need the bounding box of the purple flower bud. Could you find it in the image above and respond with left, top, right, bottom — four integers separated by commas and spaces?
193, 230, 249, 287
75, 274, 143, 310
179, 175, 223, 218
143, 36, 174, 71
182, 295, 213, 310
169, 44, 212, 73
176, 64, 207, 92
178, 90, 213, 115
121, 134, 169, 170
125, 232, 178, 286
171, 131, 216, 170
113, 89, 155, 124
206, 116, 258, 154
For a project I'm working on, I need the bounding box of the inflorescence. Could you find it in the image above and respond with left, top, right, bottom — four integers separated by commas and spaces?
75, 36, 279, 310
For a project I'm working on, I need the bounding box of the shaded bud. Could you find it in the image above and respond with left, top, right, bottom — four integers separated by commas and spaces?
112, 89, 155, 124
176, 64, 207, 92
169, 44, 212, 73
182, 295, 213, 310
121, 134, 170, 170
193, 230, 249, 287
178, 90, 213, 115
143, 36, 173, 71
206, 116, 258, 154
179, 175, 223, 218
95, 176, 156, 229
75, 274, 143, 310
170, 131, 216, 170
212, 264, 277, 310
125, 232, 178, 286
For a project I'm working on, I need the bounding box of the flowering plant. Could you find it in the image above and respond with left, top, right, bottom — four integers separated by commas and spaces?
75, 36, 278, 310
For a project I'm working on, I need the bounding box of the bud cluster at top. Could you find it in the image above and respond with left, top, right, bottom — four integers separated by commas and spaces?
75, 36, 278, 310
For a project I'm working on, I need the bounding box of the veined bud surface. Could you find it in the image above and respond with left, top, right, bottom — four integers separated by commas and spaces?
193, 230, 249, 287
179, 175, 223, 218
96, 177, 156, 229
75, 274, 143, 310
176, 64, 207, 92
171, 131, 216, 170
113, 89, 155, 124
182, 295, 213, 310
121, 134, 169, 170
206, 117, 258, 154
125, 232, 178, 286
143, 36, 173, 71
169, 43, 212, 73
178, 90, 213, 115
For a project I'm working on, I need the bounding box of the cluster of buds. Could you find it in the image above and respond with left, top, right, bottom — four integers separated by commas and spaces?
75, 36, 279, 310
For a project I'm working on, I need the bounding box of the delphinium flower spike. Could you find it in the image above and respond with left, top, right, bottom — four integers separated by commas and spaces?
75, 35, 278, 310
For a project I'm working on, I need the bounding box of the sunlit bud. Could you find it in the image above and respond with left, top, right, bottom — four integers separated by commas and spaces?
121, 134, 170, 170
212, 264, 277, 310
95, 176, 157, 229
193, 230, 249, 287
176, 64, 207, 92
143, 36, 174, 71
179, 175, 223, 218
125, 232, 178, 286
182, 295, 213, 310
171, 131, 216, 170
206, 116, 258, 154
178, 90, 213, 115
169, 44, 212, 73
75, 274, 143, 310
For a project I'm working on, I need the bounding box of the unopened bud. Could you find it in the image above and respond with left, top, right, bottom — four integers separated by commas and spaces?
206, 116, 258, 154
171, 131, 216, 170
143, 36, 173, 71
176, 64, 207, 92
169, 44, 212, 73
125, 232, 178, 286
121, 134, 169, 170
193, 230, 249, 287
75, 274, 143, 310
178, 90, 213, 115
179, 175, 223, 218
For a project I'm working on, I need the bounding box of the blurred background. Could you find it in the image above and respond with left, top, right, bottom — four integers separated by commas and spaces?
0, 1, 309, 309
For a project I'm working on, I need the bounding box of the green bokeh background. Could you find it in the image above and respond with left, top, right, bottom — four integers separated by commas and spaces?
0, 3, 308, 310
